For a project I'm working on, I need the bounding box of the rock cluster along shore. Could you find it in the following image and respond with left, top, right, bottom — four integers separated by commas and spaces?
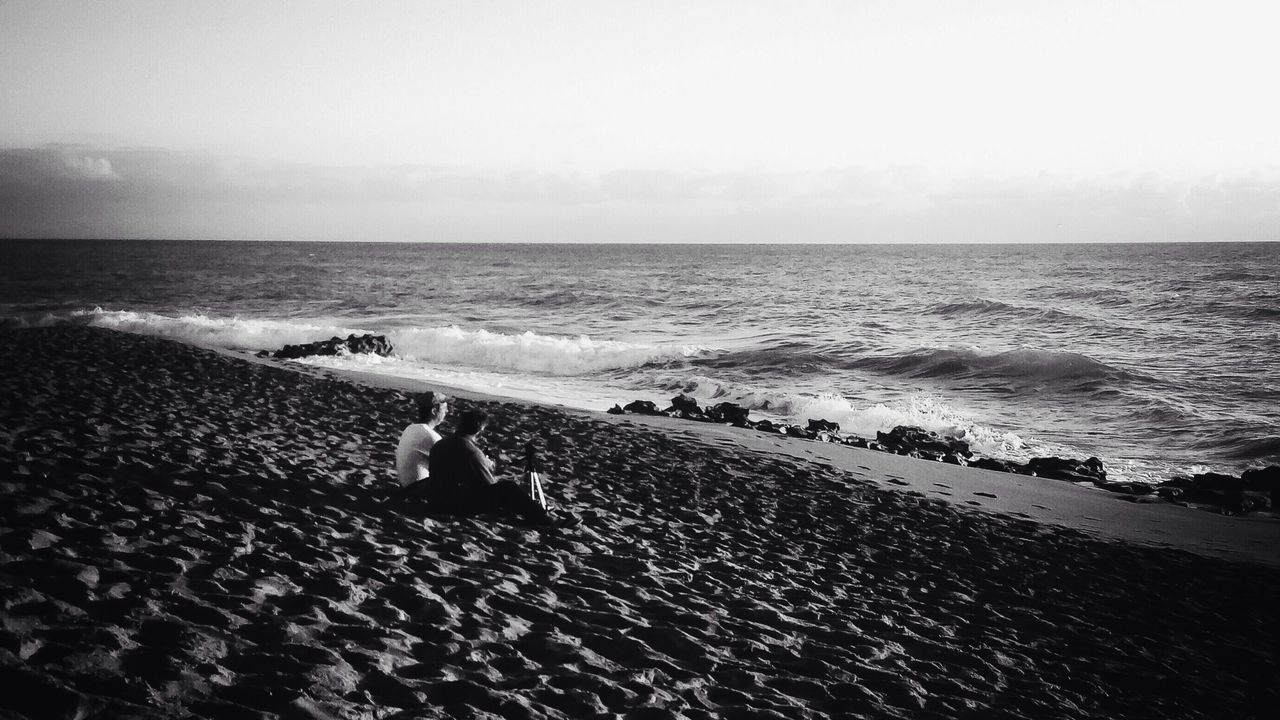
257, 334, 393, 360
610, 394, 1280, 515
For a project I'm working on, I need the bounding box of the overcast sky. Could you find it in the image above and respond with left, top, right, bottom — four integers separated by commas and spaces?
2, 0, 1278, 242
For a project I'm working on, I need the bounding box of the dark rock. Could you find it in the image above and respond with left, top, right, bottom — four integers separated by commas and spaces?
841, 436, 871, 449
807, 418, 840, 433
1223, 491, 1268, 515
1156, 471, 1272, 513
1158, 472, 1246, 509
970, 457, 1028, 474
1164, 472, 1242, 492
875, 426, 972, 459
1158, 467, 1280, 506
272, 334, 393, 360
1241, 465, 1280, 493
1247, 465, 1280, 508
665, 394, 701, 417
707, 402, 751, 426
750, 419, 782, 433
606, 404, 625, 415
1026, 456, 1107, 483
1094, 480, 1155, 495
255, 349, 270, 358
621, 400, 664, 416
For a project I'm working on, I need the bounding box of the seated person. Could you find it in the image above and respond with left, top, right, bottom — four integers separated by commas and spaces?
395, 391, 448, 491
426, 409, 550, 523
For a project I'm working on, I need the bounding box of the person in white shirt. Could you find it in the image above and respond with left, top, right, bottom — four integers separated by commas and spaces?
396, 391, 449, 490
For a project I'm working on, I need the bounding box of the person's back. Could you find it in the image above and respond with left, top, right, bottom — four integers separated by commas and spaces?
394, 392, 448, 488
426, 409, 549, 523
425, 431, 493, 511
396, 423, 441, 486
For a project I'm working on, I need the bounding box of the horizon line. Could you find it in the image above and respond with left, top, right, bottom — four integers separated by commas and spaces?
2, 237, 1277, 247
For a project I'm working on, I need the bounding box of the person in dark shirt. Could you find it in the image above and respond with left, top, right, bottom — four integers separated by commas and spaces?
426, 409, 551, 523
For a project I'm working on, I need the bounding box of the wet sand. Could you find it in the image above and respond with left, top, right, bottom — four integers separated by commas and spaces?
327, 365, 1280, 568
2, 326, 1277, 719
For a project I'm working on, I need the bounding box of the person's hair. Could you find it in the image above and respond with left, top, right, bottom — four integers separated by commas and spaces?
415, 392, 446, 423
457, 409, 489, 436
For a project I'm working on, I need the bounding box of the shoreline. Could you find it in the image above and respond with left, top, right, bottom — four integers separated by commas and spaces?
3, 325, 1278, 718
230, 348, 1280, 569
12, 305, 1275, 488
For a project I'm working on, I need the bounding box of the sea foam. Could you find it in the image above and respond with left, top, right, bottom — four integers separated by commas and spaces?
389, 325, 707, 375
662, 375, 1044, 460
48, 308, 706, 375
64, 308, 366, 351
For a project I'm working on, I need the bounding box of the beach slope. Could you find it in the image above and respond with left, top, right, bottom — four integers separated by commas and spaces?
1, 327, 1277, 719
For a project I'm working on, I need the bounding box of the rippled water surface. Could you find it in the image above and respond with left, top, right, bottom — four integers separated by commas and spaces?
3, 239, 1277, 480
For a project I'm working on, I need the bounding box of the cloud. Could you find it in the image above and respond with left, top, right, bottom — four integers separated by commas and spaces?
0, 147, 121, 183
62, 154, 119, 181
1, 145, 1278, 242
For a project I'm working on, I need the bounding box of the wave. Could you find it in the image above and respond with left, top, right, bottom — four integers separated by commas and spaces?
1160, 298, 1280, 323
50, 308, 368, 351
21, 308, 709, 376
1041, 286, 1134, 308
388, 325, 708, 375
848, 347, 1143, 389
659, 375, 1041, 460
1190, 430, 1280, 463
509, 289, 614, 309
1204, 270, 1275, 282
1238, 303, 1280, 320
925, 298, 1085, 323
687, 341, 847, 376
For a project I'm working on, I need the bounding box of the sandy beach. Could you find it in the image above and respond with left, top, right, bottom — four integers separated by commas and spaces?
2, 326, 1278, 719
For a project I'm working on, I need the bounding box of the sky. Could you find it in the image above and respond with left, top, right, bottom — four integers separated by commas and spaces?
1, 0, 1278, 242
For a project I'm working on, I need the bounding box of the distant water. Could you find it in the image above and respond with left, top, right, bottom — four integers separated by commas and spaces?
3, 239, 1277, 482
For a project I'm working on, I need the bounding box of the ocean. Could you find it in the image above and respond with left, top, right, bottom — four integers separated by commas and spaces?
3, 239, 1277, 482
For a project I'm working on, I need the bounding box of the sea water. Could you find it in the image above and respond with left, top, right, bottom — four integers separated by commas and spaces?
3, 239, 1277, 482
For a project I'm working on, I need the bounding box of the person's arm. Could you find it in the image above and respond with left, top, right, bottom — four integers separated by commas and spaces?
465, 439, 498, 486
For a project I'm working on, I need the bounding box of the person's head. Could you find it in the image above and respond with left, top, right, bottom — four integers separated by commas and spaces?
415, 392, 449, 424
456, 409, 489, 437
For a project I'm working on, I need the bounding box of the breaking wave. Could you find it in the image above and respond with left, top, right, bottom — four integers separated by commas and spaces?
21, 308, 709, 376
388, 325, 709, 375
53, 308, 367, 351
659, 375, 1043, 460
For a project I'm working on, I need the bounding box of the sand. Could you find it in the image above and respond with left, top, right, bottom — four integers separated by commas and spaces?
2, 326, 1278, 719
